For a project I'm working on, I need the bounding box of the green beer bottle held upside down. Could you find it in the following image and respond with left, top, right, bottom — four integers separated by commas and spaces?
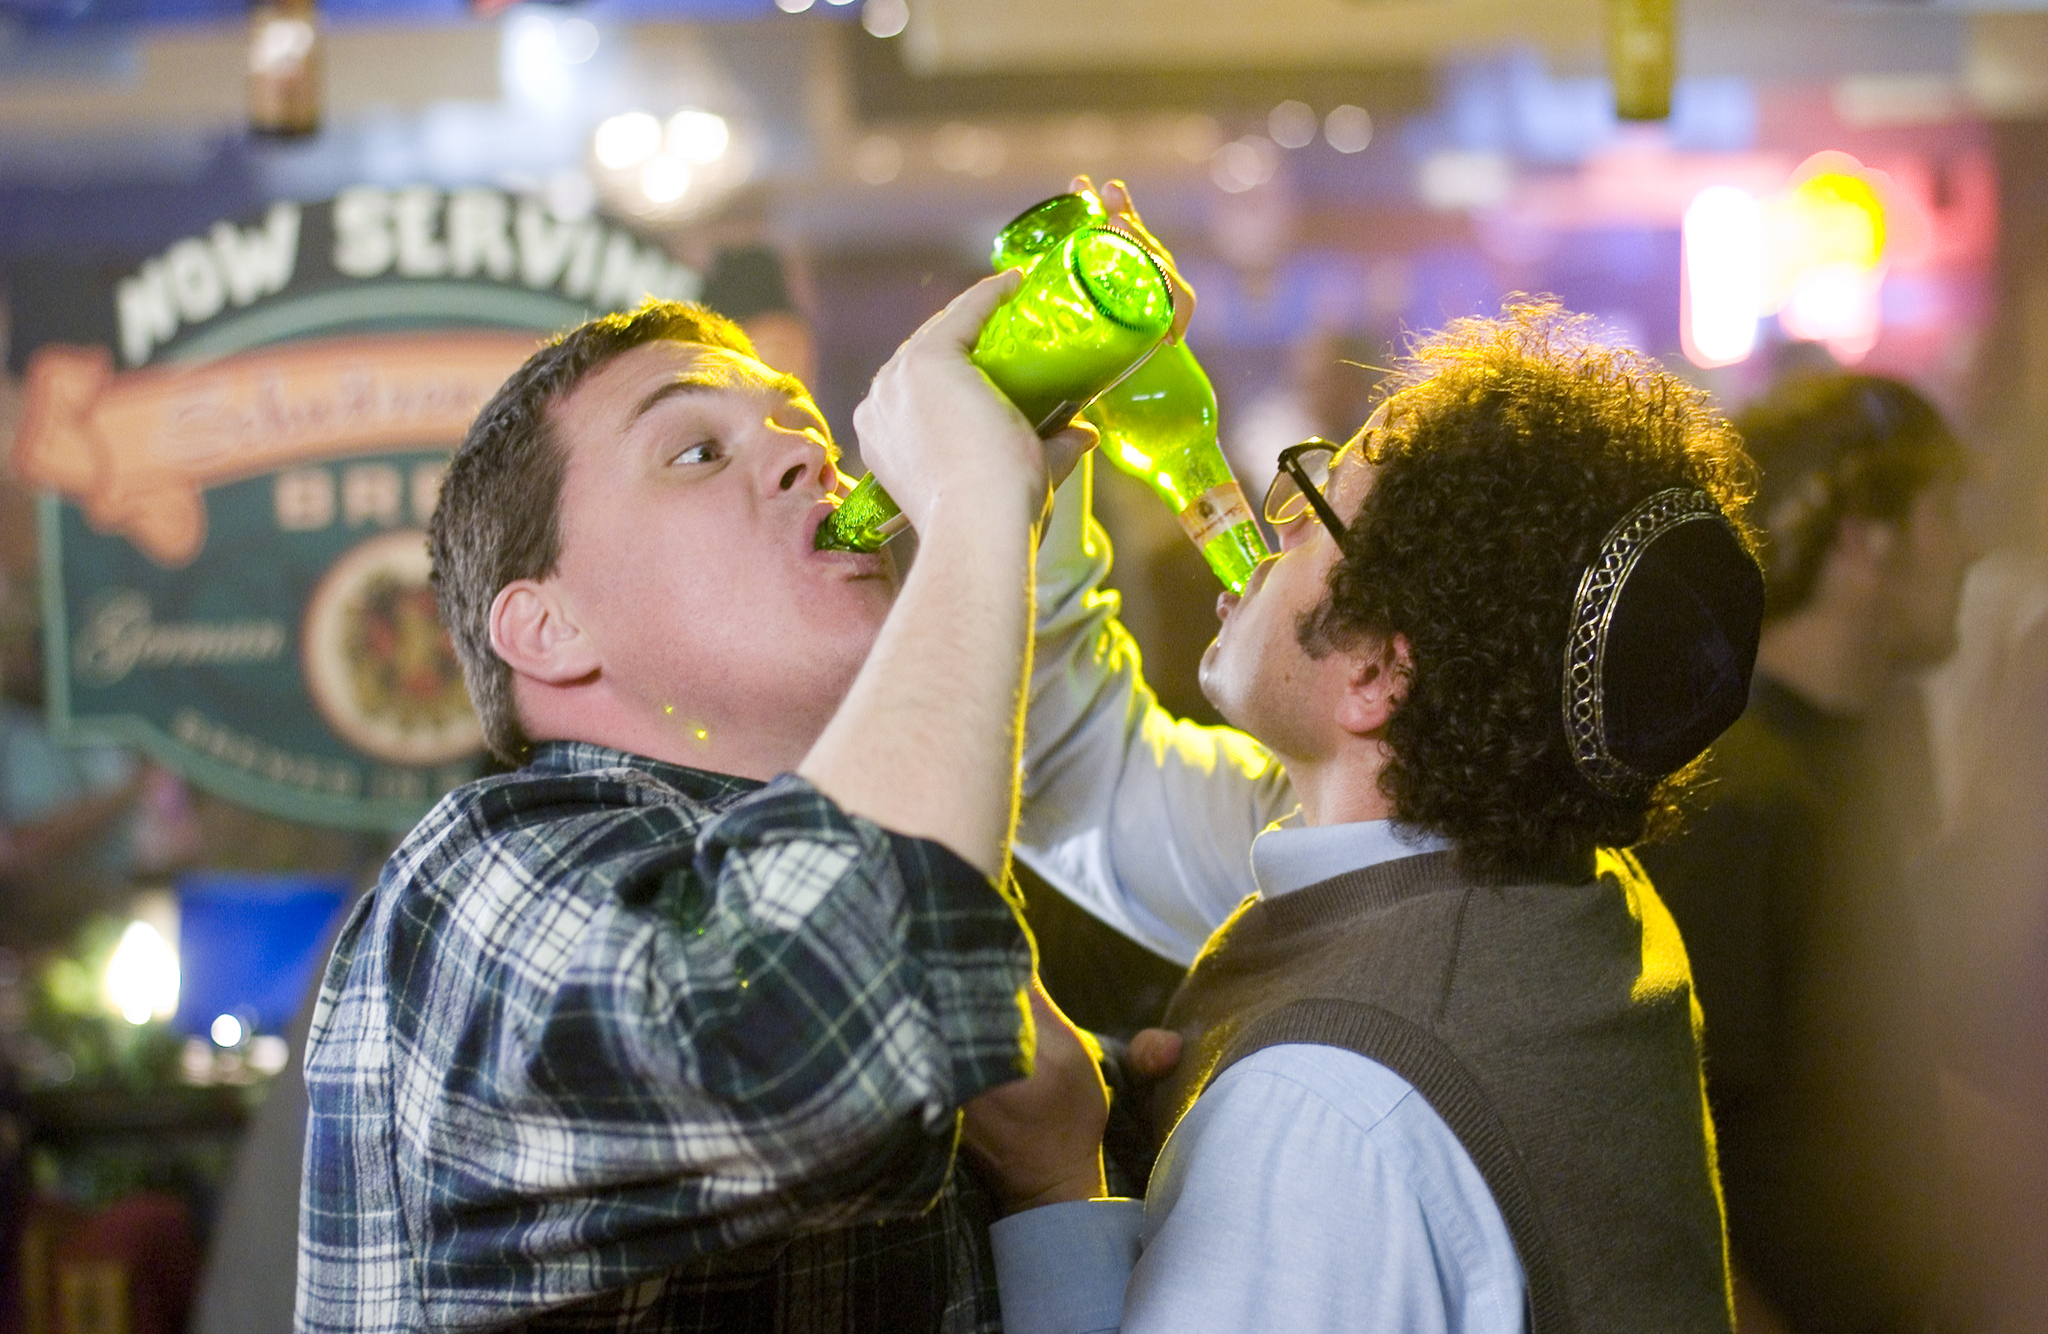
992, 191, 1269, 595
816, 226, 1173, 553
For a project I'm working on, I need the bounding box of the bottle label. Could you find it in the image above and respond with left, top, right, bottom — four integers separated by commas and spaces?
1177, 483, 1256, 550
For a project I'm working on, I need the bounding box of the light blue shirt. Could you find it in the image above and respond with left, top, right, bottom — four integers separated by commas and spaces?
1005, 462, 1528, 1332
992, 822, 1526, 1334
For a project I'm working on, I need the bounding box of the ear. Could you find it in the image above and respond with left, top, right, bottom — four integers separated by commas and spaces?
1333, 633, 1411, 738
489, 579, 600, 687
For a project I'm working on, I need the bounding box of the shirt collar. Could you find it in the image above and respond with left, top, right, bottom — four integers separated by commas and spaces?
1251, 815, 1454, 899
525, 740, 765, 803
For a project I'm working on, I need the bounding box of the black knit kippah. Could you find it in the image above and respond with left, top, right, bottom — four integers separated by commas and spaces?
1562, 489, 1765, 796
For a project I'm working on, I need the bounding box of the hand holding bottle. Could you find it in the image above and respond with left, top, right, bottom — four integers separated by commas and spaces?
1073, 174, 1197, 343
802, 275, 1095, 882
852, 271, 1096, 543
1006, 178, 1270, 593
822, 225, 1171, 552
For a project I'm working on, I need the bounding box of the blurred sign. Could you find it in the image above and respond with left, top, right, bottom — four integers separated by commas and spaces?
175, 872, 351, 1035
9, 187, 701, 830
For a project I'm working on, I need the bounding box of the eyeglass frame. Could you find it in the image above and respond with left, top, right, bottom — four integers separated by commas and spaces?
1265, 438, 1350, 540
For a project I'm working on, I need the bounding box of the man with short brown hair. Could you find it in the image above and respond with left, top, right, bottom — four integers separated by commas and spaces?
297, 282, 1102, 1333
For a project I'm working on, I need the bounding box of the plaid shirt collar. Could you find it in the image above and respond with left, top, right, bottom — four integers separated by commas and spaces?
524, 739, 765, 802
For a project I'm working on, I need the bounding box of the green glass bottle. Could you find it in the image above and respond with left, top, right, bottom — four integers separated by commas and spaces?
971, 226, 1172, 432
990, 190, 1108, 274
1083, 344, 1266, 594
989, 192, 1269, 594
817, 226, 1172, 553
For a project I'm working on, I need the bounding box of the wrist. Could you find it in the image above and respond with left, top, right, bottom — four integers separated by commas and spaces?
996, 1158, 1107, 1217
912, 476, 1043, 546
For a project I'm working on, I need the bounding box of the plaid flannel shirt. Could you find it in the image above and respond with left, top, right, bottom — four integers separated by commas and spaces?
296, 742, 1034, 1333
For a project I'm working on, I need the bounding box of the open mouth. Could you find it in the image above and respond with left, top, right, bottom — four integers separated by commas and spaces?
807, 500, 887, 577
804, 499, 836, 549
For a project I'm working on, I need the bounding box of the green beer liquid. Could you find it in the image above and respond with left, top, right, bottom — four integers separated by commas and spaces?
985, 191, 1269, 594
990, 191, 1108, 274
816, 226, 1171, 553
969, 227, 1173, 432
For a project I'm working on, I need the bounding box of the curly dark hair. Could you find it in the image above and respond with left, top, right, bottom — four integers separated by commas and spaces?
431, 299, 755, 764
1301, 300, 1758, 882
1734, 373, 1966, 620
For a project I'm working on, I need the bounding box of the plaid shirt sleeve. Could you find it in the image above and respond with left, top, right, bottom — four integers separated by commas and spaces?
297, 755, 1034, 1333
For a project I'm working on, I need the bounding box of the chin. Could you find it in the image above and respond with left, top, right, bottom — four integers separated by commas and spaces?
1196, 653, 1248, 733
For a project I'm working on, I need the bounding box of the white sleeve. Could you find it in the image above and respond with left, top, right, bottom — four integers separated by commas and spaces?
1017, 457, 1296, 966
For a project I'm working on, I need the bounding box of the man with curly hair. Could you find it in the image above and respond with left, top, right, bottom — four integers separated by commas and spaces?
982, 295, 1765, 1333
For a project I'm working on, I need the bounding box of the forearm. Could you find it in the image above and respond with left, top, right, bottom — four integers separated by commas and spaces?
801, 490, 1040, 881
1019, 458, 1293, 962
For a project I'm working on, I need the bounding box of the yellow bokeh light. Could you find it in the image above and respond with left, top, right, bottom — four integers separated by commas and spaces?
1788, 171, 1886, 271
1761, 157, 1889, 319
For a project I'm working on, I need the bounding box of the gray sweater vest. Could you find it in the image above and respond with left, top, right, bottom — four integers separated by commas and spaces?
1153, 849, 1732, 1334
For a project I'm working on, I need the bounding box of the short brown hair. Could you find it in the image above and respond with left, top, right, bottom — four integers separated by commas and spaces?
431, 299, 756, 764
1303, 300, 1758, 881
1734, 373, 1967, 620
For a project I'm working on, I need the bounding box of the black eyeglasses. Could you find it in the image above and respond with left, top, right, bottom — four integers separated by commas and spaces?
1265, 438, 1348, 539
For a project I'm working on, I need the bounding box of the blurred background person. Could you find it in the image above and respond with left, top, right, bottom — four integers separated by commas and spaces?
1637, 374, 1976, 1334
1919, 464, 2048, 1334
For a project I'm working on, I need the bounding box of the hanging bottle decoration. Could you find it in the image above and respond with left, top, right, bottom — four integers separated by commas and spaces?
249, 0, 323, 139
1608, 0, 1674, 122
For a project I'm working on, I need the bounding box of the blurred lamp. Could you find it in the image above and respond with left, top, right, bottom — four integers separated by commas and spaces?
861, 0, 909, 38
105, 921, 180, 1026
641, 156, 691, 204
211, 1012, 245, 1048
1323, 104, 1373, 154
1682, 186, 1763, 368
1766, 155, 1890, 361
1268, 101, 1317, 151
503, 7, 595, 107
1211, 136, 1280, 194
595, 112, 663, 170
593, 102, 755, 221
555, 17, 599, 64
666, 109, 730, 165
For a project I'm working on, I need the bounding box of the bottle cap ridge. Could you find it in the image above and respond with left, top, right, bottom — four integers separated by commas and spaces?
1068, 228, 1173, 334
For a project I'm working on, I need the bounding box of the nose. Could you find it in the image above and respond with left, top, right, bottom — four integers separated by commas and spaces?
764, 422, 837, 498
1275, 514, 1317, 553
